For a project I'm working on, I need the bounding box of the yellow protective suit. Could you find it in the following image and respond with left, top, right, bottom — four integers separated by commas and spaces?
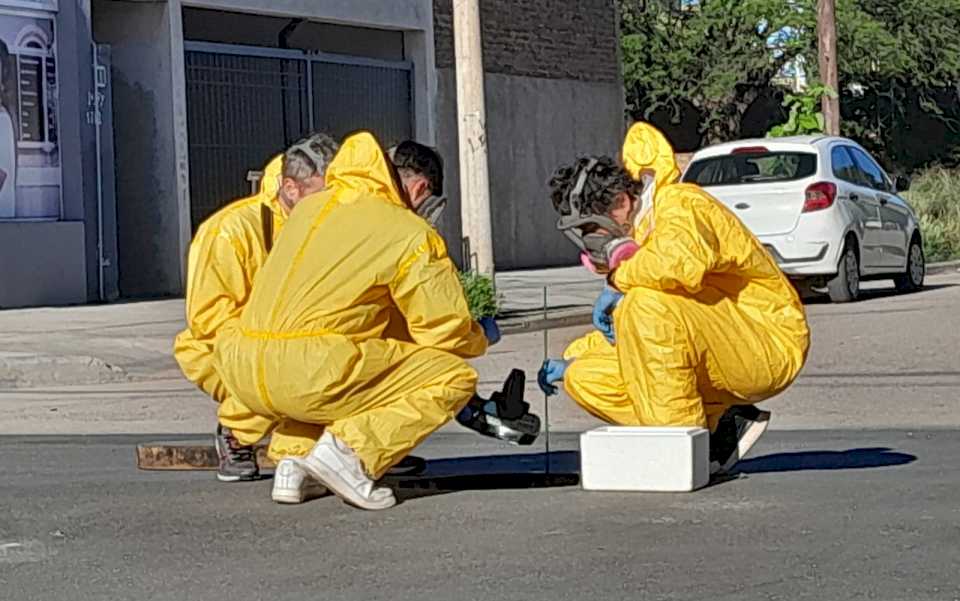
214, 132, 487, 479
562, 123, 810, 431
173, 154, 285, 405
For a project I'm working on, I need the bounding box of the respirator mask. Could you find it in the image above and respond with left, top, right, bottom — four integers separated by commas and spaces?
555, 158, 642, 274
415, 194, 447, 226
387, 145, 447, 226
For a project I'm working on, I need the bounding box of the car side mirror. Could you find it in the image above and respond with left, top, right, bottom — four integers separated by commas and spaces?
894, 175, 911, 193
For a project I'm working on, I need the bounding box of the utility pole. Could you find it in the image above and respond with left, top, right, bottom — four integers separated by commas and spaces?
817, 0, 840, 135
453, 0, 495, 276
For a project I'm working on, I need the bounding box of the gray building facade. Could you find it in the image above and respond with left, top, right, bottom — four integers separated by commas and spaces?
0, 0, 623, 308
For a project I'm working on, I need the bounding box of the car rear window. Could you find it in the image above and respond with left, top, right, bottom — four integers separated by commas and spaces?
683, 151, 818, 186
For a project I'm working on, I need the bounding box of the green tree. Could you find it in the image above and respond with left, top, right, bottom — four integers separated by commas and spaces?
801, 0, 960, 169
837, 0, 960, 168
620, 0, 806, 146
622, 0, 960, 168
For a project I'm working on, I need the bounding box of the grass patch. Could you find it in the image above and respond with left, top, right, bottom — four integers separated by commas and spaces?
904, 167, 960, 262
459, 270, 502, 319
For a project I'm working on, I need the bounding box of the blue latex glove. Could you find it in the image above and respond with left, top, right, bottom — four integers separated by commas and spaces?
479, 316, 501, 346
537, 359, 569, 396
592, 286, 623, 345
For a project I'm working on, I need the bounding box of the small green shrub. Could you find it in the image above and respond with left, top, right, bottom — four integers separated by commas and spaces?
459, 270, 502, 319
903, 168, 960, 262
767, 84, 837, 138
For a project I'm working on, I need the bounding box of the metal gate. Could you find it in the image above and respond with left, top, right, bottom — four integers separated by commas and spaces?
184, 42, 413, 231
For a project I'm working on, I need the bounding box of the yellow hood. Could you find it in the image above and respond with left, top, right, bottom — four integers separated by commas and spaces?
259, 154, 283, 199
324, 131, 409, 209
621, 122, 681, 190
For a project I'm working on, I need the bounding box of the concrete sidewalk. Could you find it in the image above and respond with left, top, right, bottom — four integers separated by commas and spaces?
3, 269, 959, 437
0, 266, 602, 387
0, 266, 608, 436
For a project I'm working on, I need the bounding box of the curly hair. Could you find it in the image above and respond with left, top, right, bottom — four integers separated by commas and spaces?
548, 156, 642, 218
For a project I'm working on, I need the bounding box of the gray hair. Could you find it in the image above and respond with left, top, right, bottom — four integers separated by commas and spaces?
282, 132, 339, 181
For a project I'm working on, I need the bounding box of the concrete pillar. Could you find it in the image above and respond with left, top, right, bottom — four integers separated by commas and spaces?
452, 0, 494, 276
93, 0, 190, 297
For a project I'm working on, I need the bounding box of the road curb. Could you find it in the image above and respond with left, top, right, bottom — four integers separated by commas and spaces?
927, 260, 960, 275
496, 260, 960, 333
499, 311, 592, 335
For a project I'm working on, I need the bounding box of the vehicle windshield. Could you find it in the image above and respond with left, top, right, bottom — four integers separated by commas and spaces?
683, 151, 818, 186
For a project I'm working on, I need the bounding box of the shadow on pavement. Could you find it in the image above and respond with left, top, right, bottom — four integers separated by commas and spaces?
385, 451, 580, 502
734, 447, 917, 474
387, 447, 917, 502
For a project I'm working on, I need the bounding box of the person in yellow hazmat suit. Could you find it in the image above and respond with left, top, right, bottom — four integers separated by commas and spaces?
538, 122, 810, 474
173, 132, 339, 482
214, 131, 499, 510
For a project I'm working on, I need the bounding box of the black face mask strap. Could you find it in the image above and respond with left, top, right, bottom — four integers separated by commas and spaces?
566, 158, 599, 220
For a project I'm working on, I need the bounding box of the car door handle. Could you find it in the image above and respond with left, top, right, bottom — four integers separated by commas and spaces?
735, 203, 750, 210
879, 197, 889, 205
849, 193, 860, 201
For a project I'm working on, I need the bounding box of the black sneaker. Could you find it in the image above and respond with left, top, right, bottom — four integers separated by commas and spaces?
215, 425, 260, 482
709, 405, 771, 474
387, 455, 427, 476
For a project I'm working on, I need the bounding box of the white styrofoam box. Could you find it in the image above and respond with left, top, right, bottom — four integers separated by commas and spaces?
580, 426, 710, 492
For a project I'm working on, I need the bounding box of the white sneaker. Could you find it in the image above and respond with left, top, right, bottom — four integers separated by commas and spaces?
271, 458, 329, 505
298, 431, 397, 511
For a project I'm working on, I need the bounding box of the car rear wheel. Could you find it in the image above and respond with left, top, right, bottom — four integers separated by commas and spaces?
827, 239, 860, 303
894, 236, 925, 293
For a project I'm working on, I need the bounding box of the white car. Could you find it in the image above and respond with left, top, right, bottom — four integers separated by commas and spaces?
681, 136, 925, 302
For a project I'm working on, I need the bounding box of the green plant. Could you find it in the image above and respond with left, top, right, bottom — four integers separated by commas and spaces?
459, 271, 502, 319
903, 167, 960, 262
767, 84, 835, 137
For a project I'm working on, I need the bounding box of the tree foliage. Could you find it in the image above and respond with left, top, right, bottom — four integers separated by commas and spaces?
621, 0, 960, 169
810, 0, 960, 169
620, 0, 805, 146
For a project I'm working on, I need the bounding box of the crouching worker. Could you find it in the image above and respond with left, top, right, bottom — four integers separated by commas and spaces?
173, 132, 339, 482
390, 141, 540, 446
539, 123, 810, 474
214, 132, 492, 510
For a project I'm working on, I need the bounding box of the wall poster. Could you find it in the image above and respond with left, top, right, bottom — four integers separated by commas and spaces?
0, 7, 60, 220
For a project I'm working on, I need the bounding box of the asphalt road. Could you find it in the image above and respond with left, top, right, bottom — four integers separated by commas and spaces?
1, 430, 958, 601
2, 273, 959, 599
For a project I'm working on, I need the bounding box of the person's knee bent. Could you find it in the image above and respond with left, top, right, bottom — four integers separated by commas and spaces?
426, 353, 478, 415
563, 330, 609, 361
562, 359, 599, 413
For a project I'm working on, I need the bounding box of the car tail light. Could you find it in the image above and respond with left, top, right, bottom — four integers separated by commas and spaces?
804, 182, 837, 212
731, 146, 769, 155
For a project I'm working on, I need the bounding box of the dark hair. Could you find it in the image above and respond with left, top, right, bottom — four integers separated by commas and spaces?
392, 140, 444, 196
548, 156, 642, 217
